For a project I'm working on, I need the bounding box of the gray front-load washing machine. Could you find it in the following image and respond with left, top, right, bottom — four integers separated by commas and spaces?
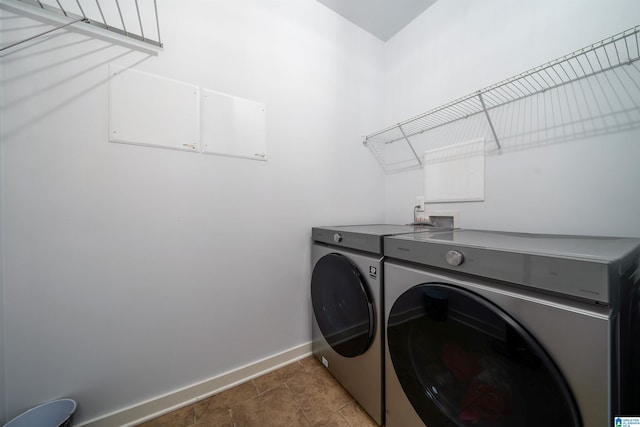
311, 224, 441, 425
383, 230, 640, 427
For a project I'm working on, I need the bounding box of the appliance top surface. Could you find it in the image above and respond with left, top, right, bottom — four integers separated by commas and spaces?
313, 224, 439, 236
312, 224, 449, 254
388, 229, 640, 262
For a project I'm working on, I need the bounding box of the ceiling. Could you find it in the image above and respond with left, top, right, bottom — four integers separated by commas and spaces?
316, 0, 438, 42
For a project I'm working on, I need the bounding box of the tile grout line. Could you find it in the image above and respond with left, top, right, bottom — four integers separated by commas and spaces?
283, 382, 312, 427
229, 379, 259, 427
284, 367, 355, 427
283, 360, 315, 426
339, 410, 353, 427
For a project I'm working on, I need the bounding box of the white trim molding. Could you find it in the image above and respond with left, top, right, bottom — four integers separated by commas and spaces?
78, 342, 312, 427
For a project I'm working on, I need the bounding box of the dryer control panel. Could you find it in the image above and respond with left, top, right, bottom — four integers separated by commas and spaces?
384, 229, 640, 306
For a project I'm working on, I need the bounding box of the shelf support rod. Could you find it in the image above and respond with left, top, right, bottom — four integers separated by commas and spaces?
0, 17, 87, 53
399, 125, 423, 167
477, 91, 502, 153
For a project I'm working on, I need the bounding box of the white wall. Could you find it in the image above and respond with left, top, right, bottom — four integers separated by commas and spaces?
383, 0, 640, 237
0, 0, 385, 423
0, 14, 6, 420
0, 51, 5, 422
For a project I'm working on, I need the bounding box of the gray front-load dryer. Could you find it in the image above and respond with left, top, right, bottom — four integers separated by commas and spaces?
311, 224, 439, 425
383, 230, 640, 427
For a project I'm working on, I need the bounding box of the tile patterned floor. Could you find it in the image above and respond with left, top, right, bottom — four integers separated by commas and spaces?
137, 356, 378, 427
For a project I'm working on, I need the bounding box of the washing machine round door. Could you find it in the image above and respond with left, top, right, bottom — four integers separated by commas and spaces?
311, 253, 375, 358
387, 284, 581, 427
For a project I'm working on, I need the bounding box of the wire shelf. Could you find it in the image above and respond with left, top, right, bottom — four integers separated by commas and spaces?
1, 0, 162, 52
364, 25, 640, 173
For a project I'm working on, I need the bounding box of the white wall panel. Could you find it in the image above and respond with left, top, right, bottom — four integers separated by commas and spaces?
200, 89, 267, 160
108, 65, 199, 152
423, 139, 485, 203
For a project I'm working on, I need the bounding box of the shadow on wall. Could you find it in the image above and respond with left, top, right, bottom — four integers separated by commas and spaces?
364, 26, 640, 171
424, 66, 640, 164
0, 11, 153, 141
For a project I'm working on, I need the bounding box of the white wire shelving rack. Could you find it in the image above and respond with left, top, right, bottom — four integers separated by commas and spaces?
0, 0, 162, 53
364, 25, 640, 173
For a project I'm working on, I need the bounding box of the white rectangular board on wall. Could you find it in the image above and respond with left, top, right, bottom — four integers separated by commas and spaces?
200, 89, 267, 161
424, 138, 485, 203
108, 64, 199, 152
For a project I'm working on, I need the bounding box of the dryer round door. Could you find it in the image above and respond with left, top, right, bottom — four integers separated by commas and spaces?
387, 284, 581, 426
311, 253, 375, 358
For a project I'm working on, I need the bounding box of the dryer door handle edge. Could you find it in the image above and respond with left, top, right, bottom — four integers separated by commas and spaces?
368, 301, 375, 340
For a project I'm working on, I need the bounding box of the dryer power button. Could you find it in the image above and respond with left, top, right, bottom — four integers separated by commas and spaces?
445, 250, 464, 266
333, 233, 343, 243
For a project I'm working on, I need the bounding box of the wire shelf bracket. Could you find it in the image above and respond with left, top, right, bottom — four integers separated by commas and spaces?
399, 124, 423, 167
477, 91, 501, 153
364, 25, 640, 173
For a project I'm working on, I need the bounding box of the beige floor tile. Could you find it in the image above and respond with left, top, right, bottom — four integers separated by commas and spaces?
137, 405, 194, 427
253, 370, 283, 394
231, 384, 310, 427
277, 360, 306, 379
312, 412, 350, 427
299, 355, 322, 372
254, 361, 306, 393
287, 367, 353, 425
138, 360, 376, 427
339, 402, 378, 427
193, 381, 258, 421
193, 407, 233, 427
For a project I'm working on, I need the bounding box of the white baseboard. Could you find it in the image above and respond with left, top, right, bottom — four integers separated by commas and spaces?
78, 342, 312, 427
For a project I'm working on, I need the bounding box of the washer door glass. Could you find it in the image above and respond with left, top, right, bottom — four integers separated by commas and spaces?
311, 253, 375, 358
387, 284, 581, 426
